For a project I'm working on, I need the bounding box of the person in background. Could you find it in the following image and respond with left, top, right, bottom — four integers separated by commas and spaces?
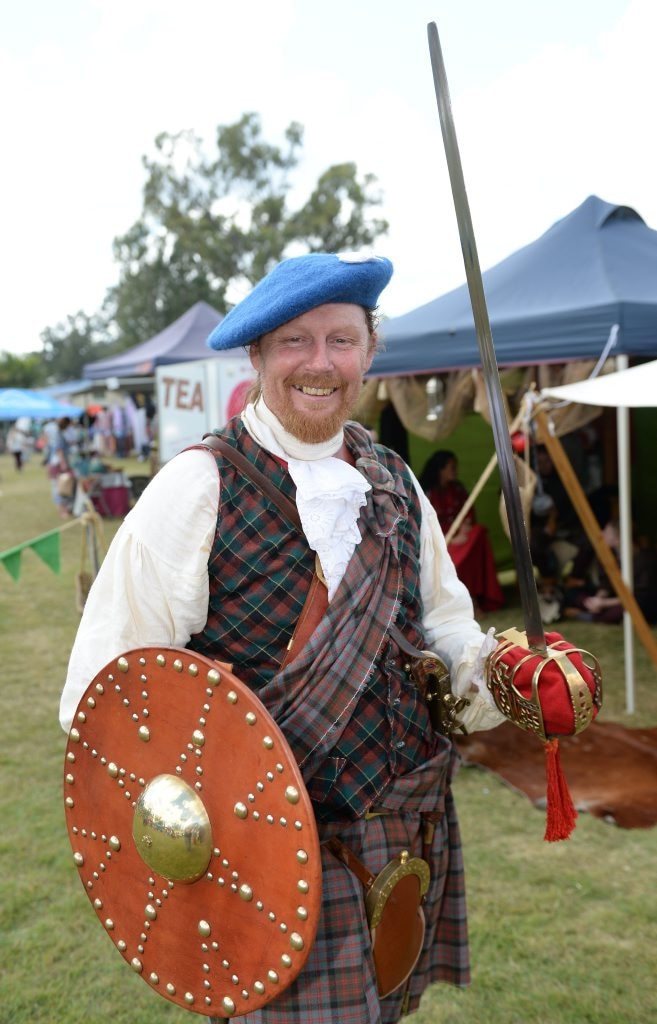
6, 417, 33, 470
40, 417, 60, 465
62, 417, 83, 459
111, 403, 129, 458
419, 449, 504, 613
93, 406, 113, 457
72, 447, 113, 481
563, 519, 657, 624
46, 417, 74, 519
532, 444, 587, 569
70, 447, 117, 517
127, 394, 151, 461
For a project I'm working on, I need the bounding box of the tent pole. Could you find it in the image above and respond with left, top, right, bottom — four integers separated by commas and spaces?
533, 406, 657, 676
615, 355, 635, 714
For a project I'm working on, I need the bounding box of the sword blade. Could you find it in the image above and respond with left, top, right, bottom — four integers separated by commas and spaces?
427, 22, 546, 654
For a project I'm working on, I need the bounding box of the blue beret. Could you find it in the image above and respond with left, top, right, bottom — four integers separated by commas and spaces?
207, 252, 393, 350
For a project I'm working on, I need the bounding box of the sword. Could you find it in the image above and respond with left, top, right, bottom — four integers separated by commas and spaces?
427, 22, 547, 655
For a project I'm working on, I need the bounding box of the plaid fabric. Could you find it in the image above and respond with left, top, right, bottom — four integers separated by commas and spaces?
189, 420, 426, 678
189, 420, 436, 819
211, 768, 468, 1024
192, 418, 469, 1021
188, 426, 315, 685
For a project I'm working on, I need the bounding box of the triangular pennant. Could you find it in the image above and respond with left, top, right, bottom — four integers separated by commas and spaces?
30, 532, 61, 575
0, 549, 23, 581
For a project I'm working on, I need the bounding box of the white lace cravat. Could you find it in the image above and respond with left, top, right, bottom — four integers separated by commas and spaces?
241, 400, 371, 599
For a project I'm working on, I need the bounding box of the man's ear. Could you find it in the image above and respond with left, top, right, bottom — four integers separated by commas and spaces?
363, 334, 377, 374
248, 342, 261, 372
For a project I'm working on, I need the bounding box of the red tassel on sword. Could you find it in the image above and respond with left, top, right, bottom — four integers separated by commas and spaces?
486, 629, 602, 841
543, 738, 578, 841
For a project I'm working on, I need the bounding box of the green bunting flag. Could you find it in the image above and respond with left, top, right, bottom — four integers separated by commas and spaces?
1, 549, 23, 581
0, 528, 62, 581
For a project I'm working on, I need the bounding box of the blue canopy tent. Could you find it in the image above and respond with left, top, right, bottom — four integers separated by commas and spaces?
364, 196, 657, 625
370, 196, 657, 378
38, 380, 94, 399
83, 301, 224, 380
0, 388, 82, 421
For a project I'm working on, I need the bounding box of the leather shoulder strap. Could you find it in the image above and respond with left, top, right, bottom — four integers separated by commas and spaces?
201, 431, 326, 666
201, 432, 302, 530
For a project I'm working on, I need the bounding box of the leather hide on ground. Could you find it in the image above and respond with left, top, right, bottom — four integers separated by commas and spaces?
455, 720, 657, 829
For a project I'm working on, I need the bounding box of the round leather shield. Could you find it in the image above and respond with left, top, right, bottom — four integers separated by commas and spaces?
63, 647, 322, 1017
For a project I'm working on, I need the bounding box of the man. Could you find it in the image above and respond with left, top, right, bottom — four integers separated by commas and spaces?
60, 253, 588, 1023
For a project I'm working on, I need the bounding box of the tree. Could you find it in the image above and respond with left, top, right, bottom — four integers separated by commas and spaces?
40, 311, 115, 383
107, 113, 388, 348
0, 351, 46, 389
285, 162, 388, 256
40, 112, 389, 376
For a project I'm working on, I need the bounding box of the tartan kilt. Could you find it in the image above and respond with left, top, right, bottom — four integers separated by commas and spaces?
220, 780, 468, 1024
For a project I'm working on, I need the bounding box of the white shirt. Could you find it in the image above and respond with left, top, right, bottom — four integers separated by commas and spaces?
60, 416, 504, 733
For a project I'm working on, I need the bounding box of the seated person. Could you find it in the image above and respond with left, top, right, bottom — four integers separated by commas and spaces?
532, 444, 589, 563
71, 449, 118, 516
529, 491, 560, 581
73, 449, 113, 482
529, 448, 590, 607
419, 450, 504, 613
563, 520, 657, 624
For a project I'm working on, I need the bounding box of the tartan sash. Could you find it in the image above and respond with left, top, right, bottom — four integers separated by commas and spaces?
189, 418, 435, 817
258, 421, 412, 781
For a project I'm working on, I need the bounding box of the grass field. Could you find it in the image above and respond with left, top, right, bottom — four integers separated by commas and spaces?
1, 453, 656, 1023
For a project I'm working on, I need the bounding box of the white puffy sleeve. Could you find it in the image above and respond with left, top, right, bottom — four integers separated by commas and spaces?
59, 449, 219, 732
412, 472, 506, 732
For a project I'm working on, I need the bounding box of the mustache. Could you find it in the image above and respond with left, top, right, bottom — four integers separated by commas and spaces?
285, 373, 346, 391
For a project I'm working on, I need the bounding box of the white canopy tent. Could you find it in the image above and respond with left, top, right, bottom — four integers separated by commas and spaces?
542, 356, 657, 714
541, 357, 657, 407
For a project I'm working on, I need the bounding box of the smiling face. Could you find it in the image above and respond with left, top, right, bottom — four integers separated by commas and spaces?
249, 303, 376, 443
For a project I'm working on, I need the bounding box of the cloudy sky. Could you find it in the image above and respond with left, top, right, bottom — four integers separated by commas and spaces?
2, 0, 655, 355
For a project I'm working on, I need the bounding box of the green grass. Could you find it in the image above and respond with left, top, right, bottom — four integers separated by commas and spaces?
1, 453, 656, 1023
